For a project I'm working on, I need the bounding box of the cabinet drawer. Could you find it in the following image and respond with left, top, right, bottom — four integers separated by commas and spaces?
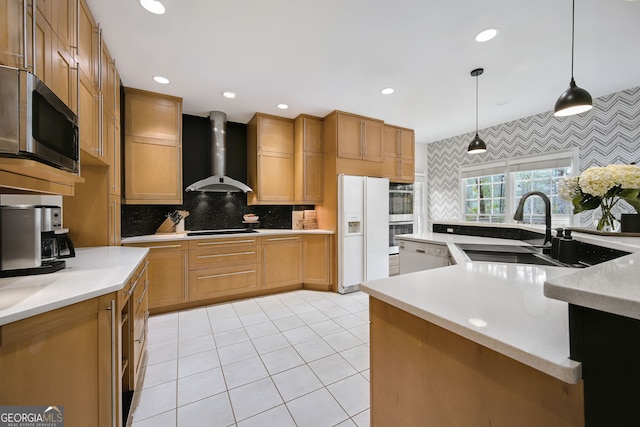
126, 240, 189, 252
132, 276, 149, 318
188, 237, 259, 250
189, 239, 260, 270
262, 235, 301, 244
189, 264, 261, 301
131, 312, 148, 389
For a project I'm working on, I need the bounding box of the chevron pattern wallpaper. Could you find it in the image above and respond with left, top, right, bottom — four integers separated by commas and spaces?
426, 86, 640, 227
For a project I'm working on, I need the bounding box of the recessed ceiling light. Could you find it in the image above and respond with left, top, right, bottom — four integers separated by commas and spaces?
380, 87, 394, 95
277, 103, 289, 110
475, 28, 498, 42
153, 76, 170, 84
140, 0, 165, 14
222, 91, 236, 99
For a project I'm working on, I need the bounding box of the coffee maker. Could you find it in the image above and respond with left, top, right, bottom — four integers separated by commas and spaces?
0, 205, 75, 277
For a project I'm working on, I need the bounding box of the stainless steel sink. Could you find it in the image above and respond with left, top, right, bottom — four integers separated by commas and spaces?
455, 243, 583, 268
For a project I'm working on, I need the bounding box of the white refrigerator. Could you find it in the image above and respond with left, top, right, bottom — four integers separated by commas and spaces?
338, 174, 389, 294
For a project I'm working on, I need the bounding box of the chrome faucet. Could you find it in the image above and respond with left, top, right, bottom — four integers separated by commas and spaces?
513, 191, 552, 245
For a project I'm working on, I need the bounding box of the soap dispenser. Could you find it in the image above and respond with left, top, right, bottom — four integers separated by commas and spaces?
550, 228, 564, 259
558, 229, 578, 265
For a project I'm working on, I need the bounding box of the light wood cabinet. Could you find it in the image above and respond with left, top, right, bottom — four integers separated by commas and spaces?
50, 34, 77, 113
247, 113, 294, 205
106, 113, 121, 194
336, 112, 383, 162
52, 0, 76, 53
108, 193, 121, 246
127, 259, 149, 391
262, 235, 302, 289
79, 73, 104, 162
0, 0, 25, 69
146, 242, 189, 310
27, 5, 51, 83
302, 234, 331, 289
78, 0, 98, 85
383, 125, 415, 183
189, 237, 262, 301
294, 114, 323, 203
123, 88, 182, 205
0, 294, 120, 427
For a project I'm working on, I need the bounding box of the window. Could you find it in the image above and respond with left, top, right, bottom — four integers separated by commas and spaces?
463, 173, 505, 223
460, 150, 577, 227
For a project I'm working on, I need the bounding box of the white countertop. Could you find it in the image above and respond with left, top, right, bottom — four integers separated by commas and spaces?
0, 246, 149, 326
121, 228, 334, 244
362, 227, 640, 384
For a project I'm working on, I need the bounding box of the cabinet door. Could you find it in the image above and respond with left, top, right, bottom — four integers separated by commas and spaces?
0, 295, 117, 427
148, 249, 188, 309
79, 75, 101, 158
125, 90, 181, 142
257, 151, 293, 202
0, 0, 24, 68
257, 116, 293, 154
27, 4, 52, 83
401, 159, 414, 182
52, 0, 76, 53
302, 151, 323, 202
263, 236, 301, 288
383, 126, 399, 158
337, 113, 362, 159
383, 157, 399, 181
77, 0, 97, 84
400, 129, 414, 160
362, 119, 383, 162
51, 35, 77, 113
124, 140, 182, 204
303, 116, 323, 153
302, 234, 330, 286
101, 42, 115, 113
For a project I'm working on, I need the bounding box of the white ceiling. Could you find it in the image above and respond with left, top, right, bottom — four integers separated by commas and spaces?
86, 0, 640, 144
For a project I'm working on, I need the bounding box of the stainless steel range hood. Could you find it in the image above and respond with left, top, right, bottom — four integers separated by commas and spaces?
185, 111, 252, 193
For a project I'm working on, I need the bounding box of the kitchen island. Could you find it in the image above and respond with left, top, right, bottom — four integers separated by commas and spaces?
0, 246, 149, 427
361, 226, 640, 426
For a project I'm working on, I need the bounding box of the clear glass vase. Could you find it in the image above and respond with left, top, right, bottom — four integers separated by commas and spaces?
593, 198, 621, 232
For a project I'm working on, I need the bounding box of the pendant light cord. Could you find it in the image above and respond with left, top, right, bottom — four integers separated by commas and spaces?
570, 0, 575, 79
475, 74, 479, 133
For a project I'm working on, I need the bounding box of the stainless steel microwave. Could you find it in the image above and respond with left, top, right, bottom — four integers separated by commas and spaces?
0, 65, 79, 174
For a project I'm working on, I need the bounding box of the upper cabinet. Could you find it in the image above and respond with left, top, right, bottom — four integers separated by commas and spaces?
247, 113, 294, 205
123, 88, 183, 205
383, 125, 415, 183
0, 0, 26, 69
294, 114, 323, 204
78, 0, 98, 85
335, 112, 383, 162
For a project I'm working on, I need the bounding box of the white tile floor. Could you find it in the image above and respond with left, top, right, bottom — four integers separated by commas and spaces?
128, 290, 371, 427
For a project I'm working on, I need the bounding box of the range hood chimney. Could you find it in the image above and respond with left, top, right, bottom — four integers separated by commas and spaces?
185, 111, 252, 193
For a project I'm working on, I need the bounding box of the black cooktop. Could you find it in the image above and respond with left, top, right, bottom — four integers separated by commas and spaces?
186, 229, 258, 236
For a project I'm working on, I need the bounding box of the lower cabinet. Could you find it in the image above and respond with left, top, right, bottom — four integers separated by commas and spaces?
189, 236, 261, 301
125, 233, 332, 311
0, 294, 119, 427
302, 234, 331, 288
262, 235, 302, 289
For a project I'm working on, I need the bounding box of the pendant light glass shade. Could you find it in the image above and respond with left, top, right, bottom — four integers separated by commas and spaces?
468, 68, 486, 154
554, 0, 592, 117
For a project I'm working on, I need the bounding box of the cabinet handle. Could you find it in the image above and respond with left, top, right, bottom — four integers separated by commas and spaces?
149, 244, 183, 250
197, 239, 255, 246
31, 0, 37, 73
74, 0, 79, 55
197, 251, 255, 259
416, 248, 426, 254
362, 122, 367, 159
198, 269, 255, 280
183, 253, 188, 301
107, 299, 117, 427
267, 237, 298, 242
97, 26, 102, 87
136, 280, 148, 304
22, 0, 27, 69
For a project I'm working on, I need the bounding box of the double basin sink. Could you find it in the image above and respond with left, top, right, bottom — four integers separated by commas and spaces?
455, 243, 585, 268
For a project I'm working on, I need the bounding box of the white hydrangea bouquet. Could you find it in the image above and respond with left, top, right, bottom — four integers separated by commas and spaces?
558, 164, 640, 231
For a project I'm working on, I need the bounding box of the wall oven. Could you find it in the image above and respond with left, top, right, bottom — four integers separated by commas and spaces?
389, 183, 414, 254
0, 66, 79, 174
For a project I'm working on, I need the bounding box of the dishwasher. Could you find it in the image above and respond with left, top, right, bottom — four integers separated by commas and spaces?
399, 240, 450, 274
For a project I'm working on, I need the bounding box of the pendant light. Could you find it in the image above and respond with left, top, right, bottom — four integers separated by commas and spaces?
468, 68, 487, 154
554, 0, 592, 117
